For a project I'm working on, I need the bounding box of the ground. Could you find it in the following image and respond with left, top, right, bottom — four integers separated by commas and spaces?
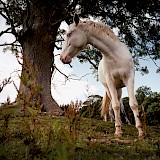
0, 106, 160, 160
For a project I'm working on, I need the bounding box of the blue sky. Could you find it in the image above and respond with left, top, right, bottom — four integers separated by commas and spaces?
0, 17, 160, 104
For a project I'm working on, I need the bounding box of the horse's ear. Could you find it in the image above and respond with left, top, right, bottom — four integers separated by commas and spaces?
74, 14, 79, 26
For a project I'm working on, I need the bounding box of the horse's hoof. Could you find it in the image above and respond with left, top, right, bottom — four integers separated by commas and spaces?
138, 132, 146, 139
115, 132, 123, 137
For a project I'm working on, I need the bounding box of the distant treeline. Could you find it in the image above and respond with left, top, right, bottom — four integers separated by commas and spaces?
61, 86, 160, 126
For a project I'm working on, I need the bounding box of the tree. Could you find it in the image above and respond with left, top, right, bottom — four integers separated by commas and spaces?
0, 0, 70, 114
136, 86, 153, 104
80, 95, 102, 119
77, 0, 160, 74
0, 0, 159, 114
135, 86, 160, 125
123, 86, 160, 125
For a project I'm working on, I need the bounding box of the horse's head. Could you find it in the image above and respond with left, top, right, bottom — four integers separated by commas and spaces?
60, 16, 87, 64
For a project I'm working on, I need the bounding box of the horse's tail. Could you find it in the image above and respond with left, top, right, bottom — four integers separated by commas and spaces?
101, 92, 110, 121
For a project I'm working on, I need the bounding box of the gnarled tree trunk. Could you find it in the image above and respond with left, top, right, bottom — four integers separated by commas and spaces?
18, 1, 67, 115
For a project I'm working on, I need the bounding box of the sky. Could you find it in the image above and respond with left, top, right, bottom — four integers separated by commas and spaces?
0, 18, 160, 105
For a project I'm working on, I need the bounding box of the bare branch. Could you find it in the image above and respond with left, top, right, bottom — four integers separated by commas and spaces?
53, 63, 92, 86
71, 73, 92, 81
54, 44, 62, 50
0, 40, 20, 47
55, 39, 64, 43
147, 53, 160, 69
77, 54, 98, 70
54, 53, 60, 57
0, 11, 9, 20
53, 64, 69, 79
0, 27, 11, 36
0, 77, 12, 93
51, 17, 67, 27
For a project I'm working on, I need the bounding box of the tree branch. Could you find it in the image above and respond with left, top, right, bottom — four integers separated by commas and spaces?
0, 77, 12, 93
54, 44, 62, 50
53, 64, 69, 79
55, 39, 64, 43
77, 54, 98, 70
25, 0, 31, 30
53, 63, 91, 83
147, 53, 160, 69
0, 40, 20, 47
0, 27, 11, 36
0, 0, 19, 39
0, 11, 9, 20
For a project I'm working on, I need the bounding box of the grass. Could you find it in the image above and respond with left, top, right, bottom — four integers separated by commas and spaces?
0, 106, 160, 160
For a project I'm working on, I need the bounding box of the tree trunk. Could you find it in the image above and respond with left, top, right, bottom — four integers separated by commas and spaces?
17, 1, 67, 115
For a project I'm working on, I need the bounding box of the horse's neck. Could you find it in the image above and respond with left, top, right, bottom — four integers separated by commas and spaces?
87, 30, 121, 57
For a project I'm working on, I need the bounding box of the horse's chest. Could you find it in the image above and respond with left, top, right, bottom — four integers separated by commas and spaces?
112, 71, 126, 88
98, 60, 127, 88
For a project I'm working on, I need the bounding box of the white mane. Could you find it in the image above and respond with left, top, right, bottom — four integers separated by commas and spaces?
78, 21, 119, 41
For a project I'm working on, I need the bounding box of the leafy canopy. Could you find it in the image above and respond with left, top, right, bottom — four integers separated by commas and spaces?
74, 0, 160, 73
0, 0, 159, 73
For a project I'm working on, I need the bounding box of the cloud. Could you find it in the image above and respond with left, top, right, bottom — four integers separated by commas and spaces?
52, 54, 99, 104
0, 52, 20, 103
0, 49, 99, 104
52, 79, 98, 105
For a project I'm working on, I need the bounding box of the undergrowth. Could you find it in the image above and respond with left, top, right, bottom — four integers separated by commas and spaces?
0, 103, 160, 160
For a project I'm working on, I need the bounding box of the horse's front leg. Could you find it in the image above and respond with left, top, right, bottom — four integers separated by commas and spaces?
108, 84, 123, 137
126, 77, 144, 138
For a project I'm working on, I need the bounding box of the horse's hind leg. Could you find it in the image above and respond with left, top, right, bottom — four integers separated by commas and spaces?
126, 78, 144, 138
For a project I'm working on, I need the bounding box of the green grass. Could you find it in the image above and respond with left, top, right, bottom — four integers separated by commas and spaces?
0, 106, 160, 160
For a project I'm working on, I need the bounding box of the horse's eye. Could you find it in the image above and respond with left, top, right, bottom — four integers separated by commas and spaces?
67, 33, 71, 37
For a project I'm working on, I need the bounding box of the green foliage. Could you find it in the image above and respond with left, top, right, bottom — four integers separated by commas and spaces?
123, 86, 160, 126
78, 86, 159, 126
74, 0, 160, 73
80, 89, 160, 127
80, 95, 102, 119
77, 46, 102, 77
122, 96, 135, 124
136, 86, 160, 126
147, 102, 160, 125
136, 86, 153, 104
64, 101, 81, 142
0, 0, 159, 71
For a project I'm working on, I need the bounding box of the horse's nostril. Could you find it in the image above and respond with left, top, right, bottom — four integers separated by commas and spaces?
65, 56, 67, 61
60, 55, 64, 62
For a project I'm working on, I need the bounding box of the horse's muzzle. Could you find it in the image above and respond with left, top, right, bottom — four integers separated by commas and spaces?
60, 54, 72, 64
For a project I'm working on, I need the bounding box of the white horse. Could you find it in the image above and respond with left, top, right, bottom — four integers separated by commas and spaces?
60, 18, 144, 138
